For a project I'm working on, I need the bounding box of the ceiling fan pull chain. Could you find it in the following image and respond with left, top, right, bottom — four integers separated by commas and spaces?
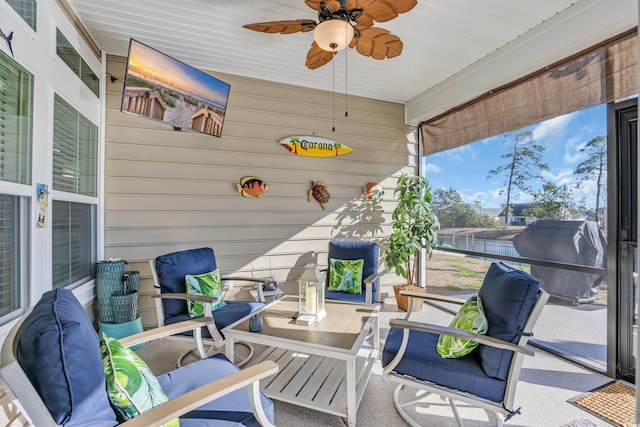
332, 58, 336, 132
345, 43, 349, 119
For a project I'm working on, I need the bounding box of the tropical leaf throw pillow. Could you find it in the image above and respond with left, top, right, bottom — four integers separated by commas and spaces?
101, 334, 179, 426
437, 295, 489, 358
328, 258, 364, 294
185, 269, 226, 317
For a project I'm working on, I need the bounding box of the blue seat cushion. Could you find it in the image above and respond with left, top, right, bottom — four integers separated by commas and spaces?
158, 353, 275, 427
155, 247, 218, 318
325, 289, 368, 304
477, 262, 540, 379
381, 327, 507, 403
165, 300, 265, 338
326, 240, 379, 303
17, 289, 117, 427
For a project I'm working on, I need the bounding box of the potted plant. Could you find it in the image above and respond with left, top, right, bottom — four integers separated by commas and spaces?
384, 173, 439, 311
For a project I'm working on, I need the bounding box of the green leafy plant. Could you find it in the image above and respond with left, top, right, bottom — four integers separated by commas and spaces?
384, 173, 439, 287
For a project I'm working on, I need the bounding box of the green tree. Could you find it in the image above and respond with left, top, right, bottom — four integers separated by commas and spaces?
522, 181, 582, 220
384, 174, 439, 286
432, 187, 501, 228
431, 187, 468, 228
487, 129, 549, 226
574, 135, 607, 224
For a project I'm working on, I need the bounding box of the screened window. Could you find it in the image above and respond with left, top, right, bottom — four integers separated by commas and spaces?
423, 103, 611, 372
6, 0, 36, 30
0, 49, 33, 185
0, 195, 20, 316
52, 201, 93, 289
56, 29, 100, 97
426, 103, 607, 260
424, 104, 609, 300
53, 94, 98, 196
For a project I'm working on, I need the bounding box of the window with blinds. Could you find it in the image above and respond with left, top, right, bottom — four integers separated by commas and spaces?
51, 94, 97, 289
56, 29, 99, 97
6, 0, 36, 31
0, 49, 31, 317
52, 94, 97, 196
0, 49, 33, 185
52, 201, 93, 289
0, 195, 20, 316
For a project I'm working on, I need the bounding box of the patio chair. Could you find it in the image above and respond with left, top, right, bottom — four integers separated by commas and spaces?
325, 239, 385, 304
150, 246, 269, 366
0, 288, 278, 426
381, 261, 549, 426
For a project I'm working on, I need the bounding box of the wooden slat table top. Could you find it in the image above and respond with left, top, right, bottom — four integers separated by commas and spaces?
225, 296, 378, 352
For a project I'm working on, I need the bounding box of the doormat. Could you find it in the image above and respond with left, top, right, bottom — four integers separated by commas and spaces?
560, 420, 598, 427
568, 381, 635, 426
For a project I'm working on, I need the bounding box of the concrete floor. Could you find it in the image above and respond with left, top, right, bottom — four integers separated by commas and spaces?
134, 295, 626, 426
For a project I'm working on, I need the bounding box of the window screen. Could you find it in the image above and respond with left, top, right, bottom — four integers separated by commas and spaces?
0, 195, 20, 316
56, 29, 100, 97
52, 94, 98, 196
6, 0, 36, 30
0, 49, 33, 185
52, 201, 93, 289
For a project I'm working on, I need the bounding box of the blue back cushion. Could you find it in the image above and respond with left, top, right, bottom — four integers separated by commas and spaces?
326, 240, 379, 303
17, 289, 117, 426
477, 262, 540, 380
155, 247, 217, 318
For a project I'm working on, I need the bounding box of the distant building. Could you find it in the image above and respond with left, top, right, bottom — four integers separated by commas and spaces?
498, 203, 587, 225
472, 206, 502, 221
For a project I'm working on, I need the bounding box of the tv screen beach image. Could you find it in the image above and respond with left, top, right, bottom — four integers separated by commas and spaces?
121, 39, 231, 137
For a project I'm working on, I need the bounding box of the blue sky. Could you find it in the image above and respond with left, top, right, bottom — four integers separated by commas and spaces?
423, 103, 607, 209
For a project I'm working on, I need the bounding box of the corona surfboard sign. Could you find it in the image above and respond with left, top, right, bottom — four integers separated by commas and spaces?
278, 136, 354, 157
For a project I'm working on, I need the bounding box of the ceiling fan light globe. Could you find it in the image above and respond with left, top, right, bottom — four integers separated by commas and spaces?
313, 20, 354, 52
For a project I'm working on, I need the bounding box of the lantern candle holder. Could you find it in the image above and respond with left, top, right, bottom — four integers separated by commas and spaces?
296, 264, 326, 326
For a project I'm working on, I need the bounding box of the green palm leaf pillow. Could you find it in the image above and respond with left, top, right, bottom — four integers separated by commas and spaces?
101, 334, 179, 426
328, 258, 364, 294
185, 269, 226, 317
437, 295, 489, 358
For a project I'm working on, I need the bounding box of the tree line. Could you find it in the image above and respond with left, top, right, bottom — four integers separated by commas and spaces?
433, 129, 607, 228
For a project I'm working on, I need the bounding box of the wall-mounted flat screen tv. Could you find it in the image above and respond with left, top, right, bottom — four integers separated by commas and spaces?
121, 39, 231, 138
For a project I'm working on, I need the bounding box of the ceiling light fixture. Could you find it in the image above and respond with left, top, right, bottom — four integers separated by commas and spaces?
313, 19, 354, 52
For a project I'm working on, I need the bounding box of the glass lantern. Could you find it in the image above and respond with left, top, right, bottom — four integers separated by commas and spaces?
296, 264, 326, 325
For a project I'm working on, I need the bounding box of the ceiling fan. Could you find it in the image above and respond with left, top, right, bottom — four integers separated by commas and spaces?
243, 0, 418, 70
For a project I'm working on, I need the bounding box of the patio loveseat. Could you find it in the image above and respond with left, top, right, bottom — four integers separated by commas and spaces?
0, 288, 277, 426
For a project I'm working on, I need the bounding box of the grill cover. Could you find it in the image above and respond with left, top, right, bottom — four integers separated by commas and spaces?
512, 220, 607, 304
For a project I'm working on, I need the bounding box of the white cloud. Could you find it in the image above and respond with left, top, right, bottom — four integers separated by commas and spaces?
541, 168, 576, 186
572, 179, 599, 206
533, 113, 574, 141
463, 191, 502, 207
489, 188, 505, 204
425, 163, 441, 173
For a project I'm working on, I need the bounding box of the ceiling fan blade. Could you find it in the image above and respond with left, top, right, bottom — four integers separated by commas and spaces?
305, 0, 341, 13
350, 12, 373, 27
355, 0, 417, 24
352, 26, 403, 60
243, 19, 316, 34
305, 42, 336, 69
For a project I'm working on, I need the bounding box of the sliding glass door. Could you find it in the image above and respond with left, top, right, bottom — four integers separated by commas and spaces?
610, 99, 637, 382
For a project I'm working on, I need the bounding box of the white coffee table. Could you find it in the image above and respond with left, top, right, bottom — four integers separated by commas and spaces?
222, 296, 380, 427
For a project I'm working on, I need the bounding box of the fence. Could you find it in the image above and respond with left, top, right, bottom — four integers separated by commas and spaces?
437, 234, 528, 267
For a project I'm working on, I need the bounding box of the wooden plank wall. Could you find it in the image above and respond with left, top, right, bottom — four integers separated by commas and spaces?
104, 55, 417, 328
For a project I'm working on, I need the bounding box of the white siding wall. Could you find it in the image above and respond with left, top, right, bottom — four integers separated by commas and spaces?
104, 55, 417, 328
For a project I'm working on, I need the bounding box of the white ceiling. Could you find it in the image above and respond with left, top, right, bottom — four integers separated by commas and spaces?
66, 0, 636, 124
